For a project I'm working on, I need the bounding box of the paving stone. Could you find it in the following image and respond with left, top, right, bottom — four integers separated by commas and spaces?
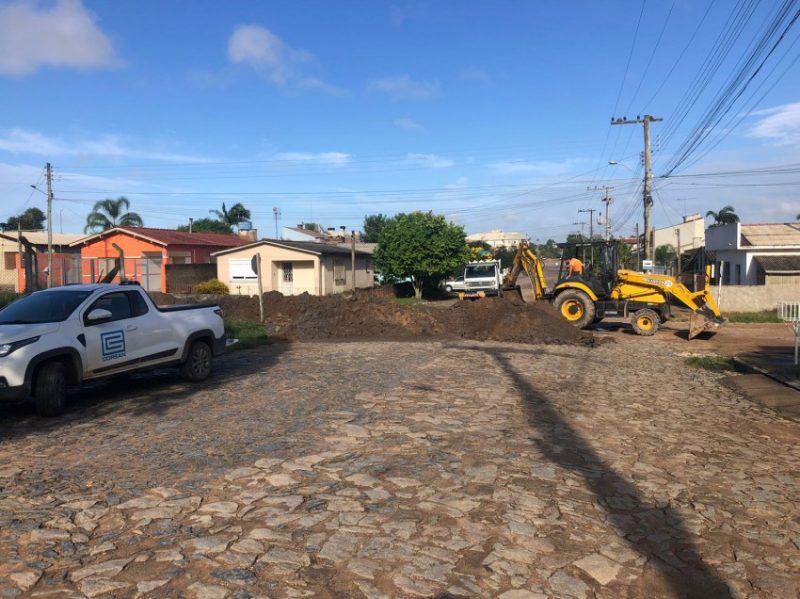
573, 552, 621, 585
77, 577, 130, 598
188, 582, 230, 599
69, 558, 132, 582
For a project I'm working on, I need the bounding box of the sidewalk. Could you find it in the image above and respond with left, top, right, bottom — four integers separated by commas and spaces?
730, 347, 800, 420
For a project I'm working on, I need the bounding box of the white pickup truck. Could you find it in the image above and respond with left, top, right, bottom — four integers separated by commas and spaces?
0, 282, 227, 416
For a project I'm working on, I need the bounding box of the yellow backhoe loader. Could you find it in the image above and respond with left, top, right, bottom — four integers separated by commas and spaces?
503, 240, 725, 339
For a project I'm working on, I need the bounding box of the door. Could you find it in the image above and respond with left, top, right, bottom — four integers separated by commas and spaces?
142, 255, 162, 292
81, 291, 149, 376
280, 262, 294, 295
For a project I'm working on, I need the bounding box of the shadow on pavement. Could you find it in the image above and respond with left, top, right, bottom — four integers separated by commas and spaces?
0, 343, 289, 442
484, 346, 731, 598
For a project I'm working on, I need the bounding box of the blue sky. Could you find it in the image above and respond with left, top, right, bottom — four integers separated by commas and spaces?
0, 0, 798, 240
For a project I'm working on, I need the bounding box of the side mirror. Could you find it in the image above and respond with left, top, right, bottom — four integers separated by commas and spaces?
86, 308, 112, 322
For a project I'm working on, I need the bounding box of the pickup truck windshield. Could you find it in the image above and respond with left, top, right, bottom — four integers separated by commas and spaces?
0, 289, 92, 324
465, 265, 497, 278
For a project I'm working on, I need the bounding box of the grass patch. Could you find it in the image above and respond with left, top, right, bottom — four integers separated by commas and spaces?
225, 320, 270, 350
726, 311, 781, 323
393, 296, 424, 305
685, 355, 736, 372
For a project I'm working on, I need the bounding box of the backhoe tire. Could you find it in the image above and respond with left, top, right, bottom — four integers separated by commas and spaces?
180, 341, 212, 382
553, 289, 595, 329
34, 361, 67, 417
631, 309, 659, 336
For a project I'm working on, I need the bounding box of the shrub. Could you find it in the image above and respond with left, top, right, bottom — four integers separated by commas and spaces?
196, 279, 229, 295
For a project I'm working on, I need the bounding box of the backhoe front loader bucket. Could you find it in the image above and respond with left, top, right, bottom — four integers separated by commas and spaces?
688, 307, 727, 340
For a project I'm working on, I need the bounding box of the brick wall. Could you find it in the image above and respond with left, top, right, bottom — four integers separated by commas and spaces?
165, 263, 217, 294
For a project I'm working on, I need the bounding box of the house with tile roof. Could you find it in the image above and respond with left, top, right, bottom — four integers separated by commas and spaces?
70, 227, 249, 293
705, 222, 800, 286
213, 239, 374, 296
0, 230, 84, 291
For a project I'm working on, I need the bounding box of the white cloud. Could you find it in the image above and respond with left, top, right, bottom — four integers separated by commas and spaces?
0, 0, 119, 76
274, 152, 351, 166
460, 66, 489, 83
0, 128, 214, 163
487, 158, 583, 176
227, 24, 341, 94
747, 102, 800, 145
405, 153, 454, 168
369, 75, 440, 100
394, 118, 422, 130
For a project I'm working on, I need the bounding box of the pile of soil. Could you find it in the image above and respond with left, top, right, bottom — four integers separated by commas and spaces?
152, 290, 592, 346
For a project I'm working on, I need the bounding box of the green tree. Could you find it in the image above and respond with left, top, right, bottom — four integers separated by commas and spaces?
374, 211, 469, 299
210, 202, 251, 228
655, 244, 676, 268
361, 213, 389, 243
177, 218, 233, 234
1, 207, 46, 230
535, 239, 559, 259
614, 238, 634, 269
84, 197, 143, 233
705, 205, 739, 227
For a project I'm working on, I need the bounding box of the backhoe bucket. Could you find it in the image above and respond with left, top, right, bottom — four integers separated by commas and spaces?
688, 309, 726, 340
518, 285, 535, 303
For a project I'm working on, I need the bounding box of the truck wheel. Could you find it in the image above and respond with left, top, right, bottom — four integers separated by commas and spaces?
553, 289, 595, 328
631, 309, 660, 336
180, 341, 212, 382
34, 361, 67, 417
445, 285, 453, 293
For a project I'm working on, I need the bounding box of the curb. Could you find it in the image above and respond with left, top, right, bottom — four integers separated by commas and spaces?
733, 356, 800, 392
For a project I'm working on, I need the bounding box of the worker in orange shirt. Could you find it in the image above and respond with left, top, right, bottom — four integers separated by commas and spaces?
565, 257, 584, 277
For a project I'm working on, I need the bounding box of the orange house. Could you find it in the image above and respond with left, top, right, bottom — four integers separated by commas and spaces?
70, 227, 248, 293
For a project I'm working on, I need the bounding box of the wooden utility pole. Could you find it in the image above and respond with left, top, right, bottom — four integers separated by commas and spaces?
675, 229, 682, 275
611, 115, 662, 261
350, 231, 356, 291
45, 162, 53, 288
255, 253, 264, 323
578, 208, 597, 240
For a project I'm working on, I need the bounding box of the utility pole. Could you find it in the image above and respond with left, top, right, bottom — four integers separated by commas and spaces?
587, 186, 613, 240
572, 221, 587, 239
578, 208, 597, 241
611, 115, 662, 261
351, 231, 356, 291
45, 162, 53, 289
675, 228, 682, 275
189, 217, 194, 233
635, 222, 640, 271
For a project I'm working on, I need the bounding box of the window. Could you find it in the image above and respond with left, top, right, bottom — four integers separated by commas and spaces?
86, 292, 132, 324
230, 259, 258, 281
126, 291, 149, 317
282, 262, 293, 282
4, 252, 17, 270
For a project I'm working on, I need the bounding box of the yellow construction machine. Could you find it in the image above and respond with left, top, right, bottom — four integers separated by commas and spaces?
503, 240, 725, 339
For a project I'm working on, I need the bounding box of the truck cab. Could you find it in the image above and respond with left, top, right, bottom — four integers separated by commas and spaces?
460, 260, 502, 298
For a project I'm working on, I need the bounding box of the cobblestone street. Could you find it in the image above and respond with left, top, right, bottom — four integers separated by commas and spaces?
1, 337, 799, 598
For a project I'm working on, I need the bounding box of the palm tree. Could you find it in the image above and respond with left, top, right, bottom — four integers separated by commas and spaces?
705, 205, 740, 227
210, 202, 251, 228
84, 197, 144, 233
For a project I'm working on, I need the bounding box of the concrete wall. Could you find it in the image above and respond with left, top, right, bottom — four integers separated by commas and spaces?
165, 263, 217, 293
713, 283, 800, 313
652, 216, 705, 254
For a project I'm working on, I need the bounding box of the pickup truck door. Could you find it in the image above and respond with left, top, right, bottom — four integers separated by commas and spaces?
81, 290, 150, 376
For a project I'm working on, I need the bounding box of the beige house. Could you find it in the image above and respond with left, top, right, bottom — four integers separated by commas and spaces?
213, 240, 374, 296
652, 214, 706, 256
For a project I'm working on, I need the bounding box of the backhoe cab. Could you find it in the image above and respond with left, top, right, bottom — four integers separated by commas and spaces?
551, 240, 725, 338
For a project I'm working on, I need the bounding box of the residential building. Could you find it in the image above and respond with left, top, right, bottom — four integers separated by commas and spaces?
466, 229, 528, 249
71, 227, 249, 293
705, 222, 800, 285
652, 214, 706, 256
281, 225, 330, 242
0, 231, 84, 291
213, 239, 374, 296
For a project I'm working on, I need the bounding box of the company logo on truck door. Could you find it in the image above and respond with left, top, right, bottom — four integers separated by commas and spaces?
100, 330, 126, 361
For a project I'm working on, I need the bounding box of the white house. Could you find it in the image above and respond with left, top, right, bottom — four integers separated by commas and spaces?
652, 214, 705, 256
466, 229, 528, 249
705, 222, 800, 285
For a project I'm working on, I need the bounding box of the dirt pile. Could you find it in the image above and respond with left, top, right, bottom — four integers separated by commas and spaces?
151, 290, 592, 346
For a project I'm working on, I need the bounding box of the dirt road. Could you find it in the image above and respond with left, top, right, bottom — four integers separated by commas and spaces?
1, 333, 799, 598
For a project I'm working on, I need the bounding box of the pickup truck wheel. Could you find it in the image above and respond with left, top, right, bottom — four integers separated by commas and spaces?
553, 289, 595, 329
445, 285, 453, 293
34, 361, 67, 417
181, 341, 212, 382
631, 309, 659, 336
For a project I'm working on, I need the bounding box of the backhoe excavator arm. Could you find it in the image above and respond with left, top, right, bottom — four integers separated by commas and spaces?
502, 241, 547, 301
